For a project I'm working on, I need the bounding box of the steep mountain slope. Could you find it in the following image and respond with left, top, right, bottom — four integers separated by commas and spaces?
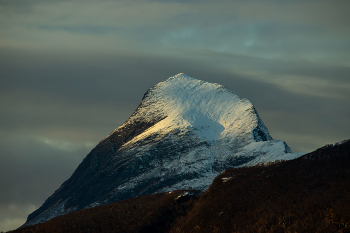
12, 139, 350, 233
23, 73, 301, 226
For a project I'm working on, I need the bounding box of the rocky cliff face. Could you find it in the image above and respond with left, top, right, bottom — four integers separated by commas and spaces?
24, 73, 302, 226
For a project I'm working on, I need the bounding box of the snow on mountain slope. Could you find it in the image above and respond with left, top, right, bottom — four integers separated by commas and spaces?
108, 73, 270, 144
24, 73, 302, 226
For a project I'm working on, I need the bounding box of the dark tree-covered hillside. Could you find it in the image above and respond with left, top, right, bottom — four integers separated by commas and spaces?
11, 139, 350, 233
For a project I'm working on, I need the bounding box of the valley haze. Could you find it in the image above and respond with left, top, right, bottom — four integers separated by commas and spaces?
1, 0, 350, 231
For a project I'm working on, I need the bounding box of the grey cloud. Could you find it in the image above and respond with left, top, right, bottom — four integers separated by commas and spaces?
1, 47, 349, 145
0, 203, 36, 232
0, 134, 86, 205
0, 132, 89, 231
161, 22, 349, 63
1, 0, 350, 229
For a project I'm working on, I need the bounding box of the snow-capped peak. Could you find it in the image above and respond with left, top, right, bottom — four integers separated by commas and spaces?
113, 73, 271, 147
24, 73, 302, 227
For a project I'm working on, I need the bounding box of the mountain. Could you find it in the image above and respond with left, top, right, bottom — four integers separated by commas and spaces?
13, 139, 350, 233
23, 73, 302, 226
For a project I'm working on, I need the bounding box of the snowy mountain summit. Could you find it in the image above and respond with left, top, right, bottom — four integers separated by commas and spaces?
24, 73, 302, 226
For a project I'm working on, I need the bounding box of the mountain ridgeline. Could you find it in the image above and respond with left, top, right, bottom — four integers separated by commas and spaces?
23, 73, 302, 226
13, 139, 350, 233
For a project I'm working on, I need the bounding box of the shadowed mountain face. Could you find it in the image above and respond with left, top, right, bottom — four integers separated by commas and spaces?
13, 139, 350, 233
23, 73, 301, 226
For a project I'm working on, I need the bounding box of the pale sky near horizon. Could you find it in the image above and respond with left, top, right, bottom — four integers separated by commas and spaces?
1, 0, 350, 231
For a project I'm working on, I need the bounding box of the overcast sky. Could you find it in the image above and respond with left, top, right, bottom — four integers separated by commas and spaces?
1, 0, 350, 231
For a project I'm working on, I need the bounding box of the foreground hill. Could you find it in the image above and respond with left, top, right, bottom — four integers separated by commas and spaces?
12, 139, 350, 233
24, 73, 300, 226
170, 139, 350, 233
11, 190, 200, 233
